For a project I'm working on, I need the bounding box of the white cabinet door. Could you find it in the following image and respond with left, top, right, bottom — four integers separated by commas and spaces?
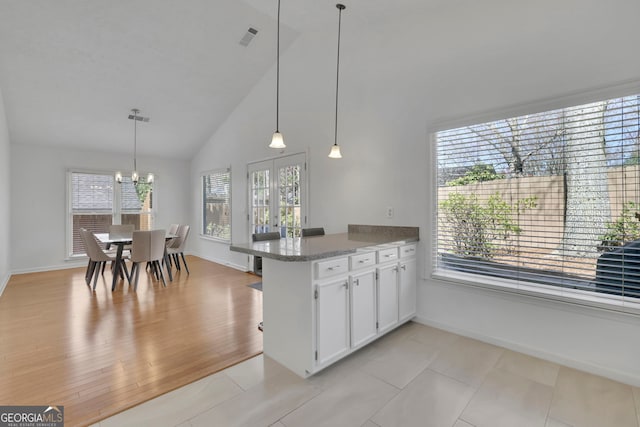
350, 270, 377, 348
398, 257, 417, 323
377, 263, 398, 334
316, 278, 350, 366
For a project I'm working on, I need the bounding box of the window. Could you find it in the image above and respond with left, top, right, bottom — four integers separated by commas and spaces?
435, 93, 640, 310
202, 168, 231, 241
68, 171, 154, 256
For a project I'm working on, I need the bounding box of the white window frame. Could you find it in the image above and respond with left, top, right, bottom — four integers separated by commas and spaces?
201, 167, 232, 243
66, 169, 156, 258
430, 82, 640, 315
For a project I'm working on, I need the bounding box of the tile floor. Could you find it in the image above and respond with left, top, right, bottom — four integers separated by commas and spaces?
92, 322, 640, 427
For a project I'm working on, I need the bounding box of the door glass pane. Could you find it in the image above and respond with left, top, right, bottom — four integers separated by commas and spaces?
251, 169, 270, 234
248, 154, 305, 245
279, 164, 302, 238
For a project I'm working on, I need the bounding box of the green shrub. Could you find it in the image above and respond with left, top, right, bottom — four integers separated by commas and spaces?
599, 201, 640, 251
447, 164, 504, 187
439, 192, 537, 258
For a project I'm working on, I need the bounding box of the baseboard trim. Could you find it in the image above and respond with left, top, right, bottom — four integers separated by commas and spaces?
0, 271, 10, 297
191, 252, 247, 272
11, 260, 87, 276
10, 254, 247, 277
413, 315, 640, 388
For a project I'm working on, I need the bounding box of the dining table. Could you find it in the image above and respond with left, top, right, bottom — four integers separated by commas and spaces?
94, 231, 177, 291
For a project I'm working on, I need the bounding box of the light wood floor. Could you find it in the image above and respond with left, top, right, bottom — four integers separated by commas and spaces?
0, 256, 263, 427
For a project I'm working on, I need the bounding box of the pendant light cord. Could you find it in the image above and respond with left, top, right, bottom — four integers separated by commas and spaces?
133, 108, 139, 171
276, 0, 281, 132
334, 4, 345, 147
133, 109, 138, 172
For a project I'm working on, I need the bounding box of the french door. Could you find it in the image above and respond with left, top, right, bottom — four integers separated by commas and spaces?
248, 153, 307, 241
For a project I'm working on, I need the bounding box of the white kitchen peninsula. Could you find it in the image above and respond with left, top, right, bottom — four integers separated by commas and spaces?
230, 225, 419, 378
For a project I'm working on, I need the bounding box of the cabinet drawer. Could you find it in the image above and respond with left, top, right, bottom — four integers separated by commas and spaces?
315, 257, 349, 279
377, 247, 399, 263
349, 252, 376, 271
399, 243, 417, 258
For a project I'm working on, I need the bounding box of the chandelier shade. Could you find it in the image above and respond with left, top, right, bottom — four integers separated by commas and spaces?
116, 108, 151, 185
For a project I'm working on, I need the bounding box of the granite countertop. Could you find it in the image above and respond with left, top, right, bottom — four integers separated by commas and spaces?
230, 225, 419, 262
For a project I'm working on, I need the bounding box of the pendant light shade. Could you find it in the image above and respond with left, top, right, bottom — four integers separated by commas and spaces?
269, 0, 286, 149
270, 131, 285, 149
328, 144, 342, 158
329, 4, 346, 159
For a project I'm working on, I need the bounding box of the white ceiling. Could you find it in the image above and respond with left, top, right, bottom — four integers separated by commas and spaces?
0, 0, 451, 160
0, 0, 298, 159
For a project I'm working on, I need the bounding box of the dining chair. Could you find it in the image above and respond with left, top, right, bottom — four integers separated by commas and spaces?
105, 224, 134, 251
129, 229, 167, 290
166, 223, 180, 248
80, 228, 129, 290
301, 227, 325, 237
251, 231, 281, 277
252, 231, 281, 241
167, 225, 191, 274
109, 224, 135, 238
79, 228, 96, 283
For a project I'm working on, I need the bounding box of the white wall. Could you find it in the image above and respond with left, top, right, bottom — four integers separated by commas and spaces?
191, 0, 640, 385
0, 88, 10, 294
10, 144, 190, 273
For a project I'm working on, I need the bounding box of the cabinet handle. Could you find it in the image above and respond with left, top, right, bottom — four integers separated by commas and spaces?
354, 278, 359, 286
359, 259, 370, 263
343, 281, 348, 289
401, 265, 406, 270
327, 265, 341, 271
385, 254, 393, 258
392, 266, 398, 272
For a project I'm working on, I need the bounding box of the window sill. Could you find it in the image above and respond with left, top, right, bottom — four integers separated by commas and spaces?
432, 268, 640, 317
65, 254, 89, 262
199, 234, 231, 244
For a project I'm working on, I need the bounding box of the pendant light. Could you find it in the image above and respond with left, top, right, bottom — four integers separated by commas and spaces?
116, 109, 152, 185
328, 4, 346, 159
269, 0, 286, 149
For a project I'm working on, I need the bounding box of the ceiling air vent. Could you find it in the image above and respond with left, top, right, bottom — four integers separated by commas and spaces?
239, 27, 258, 47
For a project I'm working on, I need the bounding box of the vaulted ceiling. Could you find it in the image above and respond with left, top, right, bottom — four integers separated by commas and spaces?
0, 0, 300, 159
0, 0, 445, 160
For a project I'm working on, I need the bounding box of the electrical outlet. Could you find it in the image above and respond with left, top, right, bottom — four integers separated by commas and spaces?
386, 206, 394, 218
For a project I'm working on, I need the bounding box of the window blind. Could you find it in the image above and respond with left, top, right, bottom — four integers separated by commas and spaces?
435, 94, 640, 309
70, 172, 114, 255
69, 171, 155, 256
202, 168, 231, 241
